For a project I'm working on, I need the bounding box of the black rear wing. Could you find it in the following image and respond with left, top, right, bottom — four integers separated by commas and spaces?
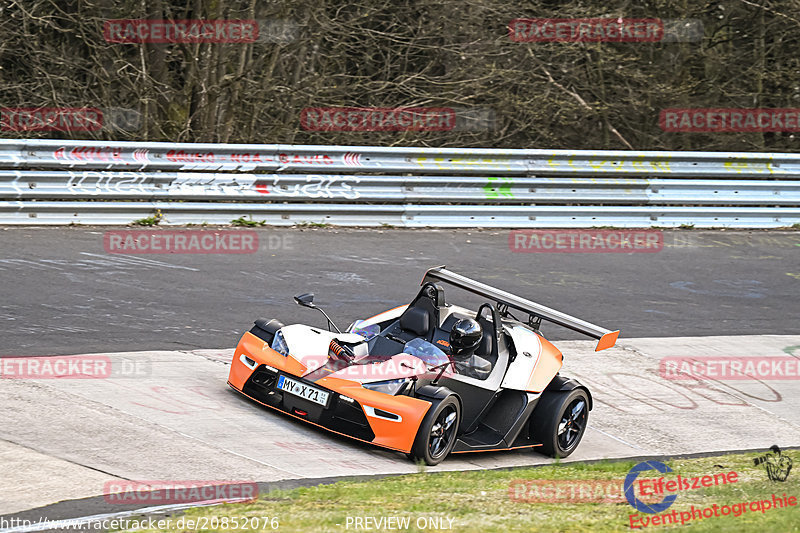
422, 266, 619, 351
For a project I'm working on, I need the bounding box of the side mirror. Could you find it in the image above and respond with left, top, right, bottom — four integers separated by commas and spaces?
293, 292, 341, 333
294, 293, 315, 308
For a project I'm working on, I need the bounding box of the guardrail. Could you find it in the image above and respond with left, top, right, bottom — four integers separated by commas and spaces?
1, 139, 799, 227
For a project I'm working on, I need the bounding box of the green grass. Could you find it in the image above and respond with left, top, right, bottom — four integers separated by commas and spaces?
231, 216, 266, 227
124, 451, 799, 532
295, 221, 329, 228
131, 210, 163, 226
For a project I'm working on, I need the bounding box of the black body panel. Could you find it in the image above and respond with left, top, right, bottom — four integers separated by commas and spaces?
452, 390, 540, 452
545, 374, 593, 410
242, 365, 375, 442
249, 318, 284, 344
429, 376, 497, 430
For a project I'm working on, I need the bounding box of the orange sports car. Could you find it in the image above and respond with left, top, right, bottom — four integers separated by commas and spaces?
228, 266, 619, 465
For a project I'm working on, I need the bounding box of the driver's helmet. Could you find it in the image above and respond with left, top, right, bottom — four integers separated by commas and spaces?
449, 317, 483, 358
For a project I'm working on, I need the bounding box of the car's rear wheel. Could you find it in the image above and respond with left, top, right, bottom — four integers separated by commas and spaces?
530, 388, 589, 458
409, 396, 460, 465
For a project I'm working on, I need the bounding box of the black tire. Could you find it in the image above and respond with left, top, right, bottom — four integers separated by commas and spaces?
530, 388, 589, 458
409, 396, 460, 465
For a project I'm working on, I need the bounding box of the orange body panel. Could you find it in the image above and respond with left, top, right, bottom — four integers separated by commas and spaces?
596, 330, 620, 351
228, 331, 433, 453
316, 376, 432, 452
527, 335, 564, 392
228, 331, 307, 390
363, 305, 408, 324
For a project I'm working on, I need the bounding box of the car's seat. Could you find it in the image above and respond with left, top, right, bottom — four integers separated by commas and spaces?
397, 306, 431, 339
392, 282, 444, 342
387, 283, 444, 342
368, 283, 444, 354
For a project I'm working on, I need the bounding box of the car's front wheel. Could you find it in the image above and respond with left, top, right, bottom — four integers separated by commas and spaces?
409, 396, 460, 465
530, 388, 589, 458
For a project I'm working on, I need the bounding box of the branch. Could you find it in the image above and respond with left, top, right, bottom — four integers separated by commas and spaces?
529, 50, 634, 150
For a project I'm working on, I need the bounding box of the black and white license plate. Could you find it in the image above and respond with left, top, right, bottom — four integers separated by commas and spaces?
277, 375, 330, 407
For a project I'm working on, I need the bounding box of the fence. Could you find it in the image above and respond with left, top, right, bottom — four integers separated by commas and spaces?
1, 139, 799, 226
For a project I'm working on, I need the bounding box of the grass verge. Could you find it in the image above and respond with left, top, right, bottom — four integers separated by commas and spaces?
125, 450, 798, 532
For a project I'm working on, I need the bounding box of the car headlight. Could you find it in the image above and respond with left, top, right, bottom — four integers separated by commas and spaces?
270, 330, 289, 356
362, 378, 409, 395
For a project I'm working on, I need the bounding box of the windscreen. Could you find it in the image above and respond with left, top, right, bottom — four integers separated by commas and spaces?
402, 338, 450, 368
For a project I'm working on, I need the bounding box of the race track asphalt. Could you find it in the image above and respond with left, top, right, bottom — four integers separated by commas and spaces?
0, 228, 798, 356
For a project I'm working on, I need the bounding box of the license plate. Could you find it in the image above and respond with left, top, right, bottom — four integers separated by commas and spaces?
277, 375, 330, 407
